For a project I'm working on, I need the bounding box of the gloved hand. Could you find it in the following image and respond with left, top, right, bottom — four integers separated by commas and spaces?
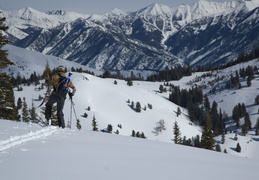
69, 92, 74, 99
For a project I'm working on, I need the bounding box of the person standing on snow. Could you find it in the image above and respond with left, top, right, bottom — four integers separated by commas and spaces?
45, 65, 76, 128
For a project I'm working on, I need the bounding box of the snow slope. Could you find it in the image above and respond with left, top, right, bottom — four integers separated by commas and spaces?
2, 44, 259, 160
13, 71, 201, 143
0, 120, 258, 180
1, 44, 259, 179
3, 44, 101, 78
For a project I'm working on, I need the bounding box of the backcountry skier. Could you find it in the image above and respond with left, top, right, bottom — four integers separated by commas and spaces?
45, 65, 76, 128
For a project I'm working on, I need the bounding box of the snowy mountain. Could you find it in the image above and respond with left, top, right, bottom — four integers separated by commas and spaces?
1, 7, 89, 40
2, 0, 259, 71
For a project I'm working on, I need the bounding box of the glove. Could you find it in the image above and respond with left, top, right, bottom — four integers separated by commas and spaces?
69, 92, 74, 99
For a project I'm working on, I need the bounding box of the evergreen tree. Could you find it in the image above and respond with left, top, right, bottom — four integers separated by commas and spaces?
244, 112, 252, 130
0, 16, 12, 69
210, 101, 220, 136
234, 133, 238, 141
131, 101, 134, 109
136, 102, 141, 112
43, 60, 52, 79
22, 97, 30, 122
254, 95, 259, 105
242, 124, 248, 136
224, 149, 227, 153
140, 132, 146, 139
76, 119, 82, 130
201, 113, 215, 150
247, 76, 252, 87
232, 105, 240, 127
0, 15, 18, 120
193, 135, 201, 148
221, 132, 225, 144
107, 124, 113, 133
17, 97, 22, 110
131, 130, 136, 137
159, 85, 164, 93
127, 80, 133, 86
204, 94, 210, 112
255, 118, 259, 135
173, 121, 182, 144
30, 100, 38, 123
176, 107, 181, 117
236, 143, 241, 153
92, 115, 98, 131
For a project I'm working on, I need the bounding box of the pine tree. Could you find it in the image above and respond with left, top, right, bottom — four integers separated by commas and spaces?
22, 97, 30, 122
0, 15, 18, 120
17, 97, 22, 110
136, 102, 141, 112
204, 94, 211, 112
234, 133, 238, 141
92, 115, 98, 131
236, 143, 241, 153
173, 121, 182, 144
131, 130, 136, 137
232, 105, 240, 127
131, 101, 134, 109
107, 124, 113, 133
242, 124, 248, 136
221, 132, 225, 144
159, 85, 164, 93
43, 60, 52, 79
201, 113, 215, 150
247, 76, 252, 87
140, 132, 146, 139
0, 16, 12, 69
254, 95, 259, 105
244, 112, 252, 130
176, 107, 181, 117
210, 101, 220, 136
76, 119, 82, 130
30, 100, 38, 123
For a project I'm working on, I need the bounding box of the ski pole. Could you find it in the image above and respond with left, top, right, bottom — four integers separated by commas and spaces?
71, 99, 81, 130
71, 99, 78, 121
70, 97, 73, 129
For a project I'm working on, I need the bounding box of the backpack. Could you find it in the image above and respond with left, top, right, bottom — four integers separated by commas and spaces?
55, 74, 70, 98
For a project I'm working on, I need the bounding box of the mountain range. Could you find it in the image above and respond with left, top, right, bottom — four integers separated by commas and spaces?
1, 0, 259, 71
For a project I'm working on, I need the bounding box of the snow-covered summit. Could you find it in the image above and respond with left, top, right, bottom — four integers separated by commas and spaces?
1, 7, 89, 39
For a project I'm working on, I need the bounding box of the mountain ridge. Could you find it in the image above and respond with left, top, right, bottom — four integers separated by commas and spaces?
2, 0, 259, 71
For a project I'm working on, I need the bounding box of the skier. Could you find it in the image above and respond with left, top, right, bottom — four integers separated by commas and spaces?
45, 65, 76, 128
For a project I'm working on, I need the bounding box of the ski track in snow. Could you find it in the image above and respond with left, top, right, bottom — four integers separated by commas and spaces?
0, 126, 58, 152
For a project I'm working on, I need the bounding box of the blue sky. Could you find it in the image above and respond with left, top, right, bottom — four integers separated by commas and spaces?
0, 0, 235, 14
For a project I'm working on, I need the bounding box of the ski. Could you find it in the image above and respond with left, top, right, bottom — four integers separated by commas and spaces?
36, 114, 51, 127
